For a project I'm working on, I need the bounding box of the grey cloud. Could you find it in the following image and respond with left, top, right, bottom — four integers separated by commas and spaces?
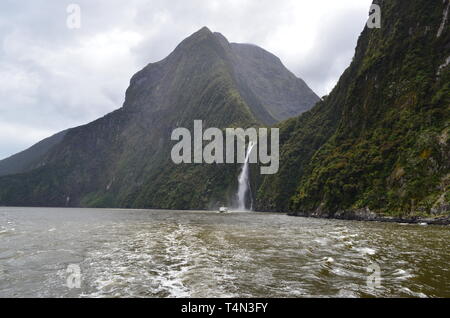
0, 0, 373, 159
293, 7, 371, 96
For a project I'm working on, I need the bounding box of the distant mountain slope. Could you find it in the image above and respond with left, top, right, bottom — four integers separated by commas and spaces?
229, 41, 319, 124
256, 0, 450, 217
125, 28, 319, 126
0, 27, 318, 208
0, 130, 68, 177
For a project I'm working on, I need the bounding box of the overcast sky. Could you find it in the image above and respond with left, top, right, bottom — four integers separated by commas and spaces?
0, 0, 372, 160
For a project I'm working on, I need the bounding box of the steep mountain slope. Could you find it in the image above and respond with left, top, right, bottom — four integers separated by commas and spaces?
0, 130, 68, 177
0, 27, 318, 208
256, 0, 450, 218
228, 41, 319, 124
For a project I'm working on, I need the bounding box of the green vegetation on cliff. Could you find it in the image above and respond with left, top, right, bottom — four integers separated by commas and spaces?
0, 1, 448, 217
256, 0, 450, 217
0, 27, 318, 209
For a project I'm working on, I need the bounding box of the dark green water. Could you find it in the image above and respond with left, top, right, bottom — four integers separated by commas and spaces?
0, 207, 448, 298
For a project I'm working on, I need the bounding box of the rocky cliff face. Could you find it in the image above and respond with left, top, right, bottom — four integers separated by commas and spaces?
0, 27, 318, 209
0, 130, 68, 177
124, 28, 318, 126
229, 41, 319, 124
256, 0, 450, 218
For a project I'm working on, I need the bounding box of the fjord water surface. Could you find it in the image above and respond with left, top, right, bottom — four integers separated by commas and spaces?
0, 207, 448, 298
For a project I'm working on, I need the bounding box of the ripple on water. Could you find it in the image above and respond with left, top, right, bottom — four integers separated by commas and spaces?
81, 223, 241, 298
0, 208, 449, 298
354, 247, 377, 256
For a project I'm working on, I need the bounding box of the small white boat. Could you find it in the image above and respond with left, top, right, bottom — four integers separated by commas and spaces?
219, 207, 229, 213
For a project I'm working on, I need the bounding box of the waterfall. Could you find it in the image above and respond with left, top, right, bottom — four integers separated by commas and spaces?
236, 142, 256, 211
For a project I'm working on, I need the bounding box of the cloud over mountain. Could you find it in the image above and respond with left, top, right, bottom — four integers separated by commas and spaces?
0, 0, 372, 159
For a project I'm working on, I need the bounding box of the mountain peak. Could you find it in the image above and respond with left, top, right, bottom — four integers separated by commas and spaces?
128, 28, 318, 123
171, 26, 223, 54
0, 27, 319, 208
197, 26, 212, 34
186, 26, 214, 42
